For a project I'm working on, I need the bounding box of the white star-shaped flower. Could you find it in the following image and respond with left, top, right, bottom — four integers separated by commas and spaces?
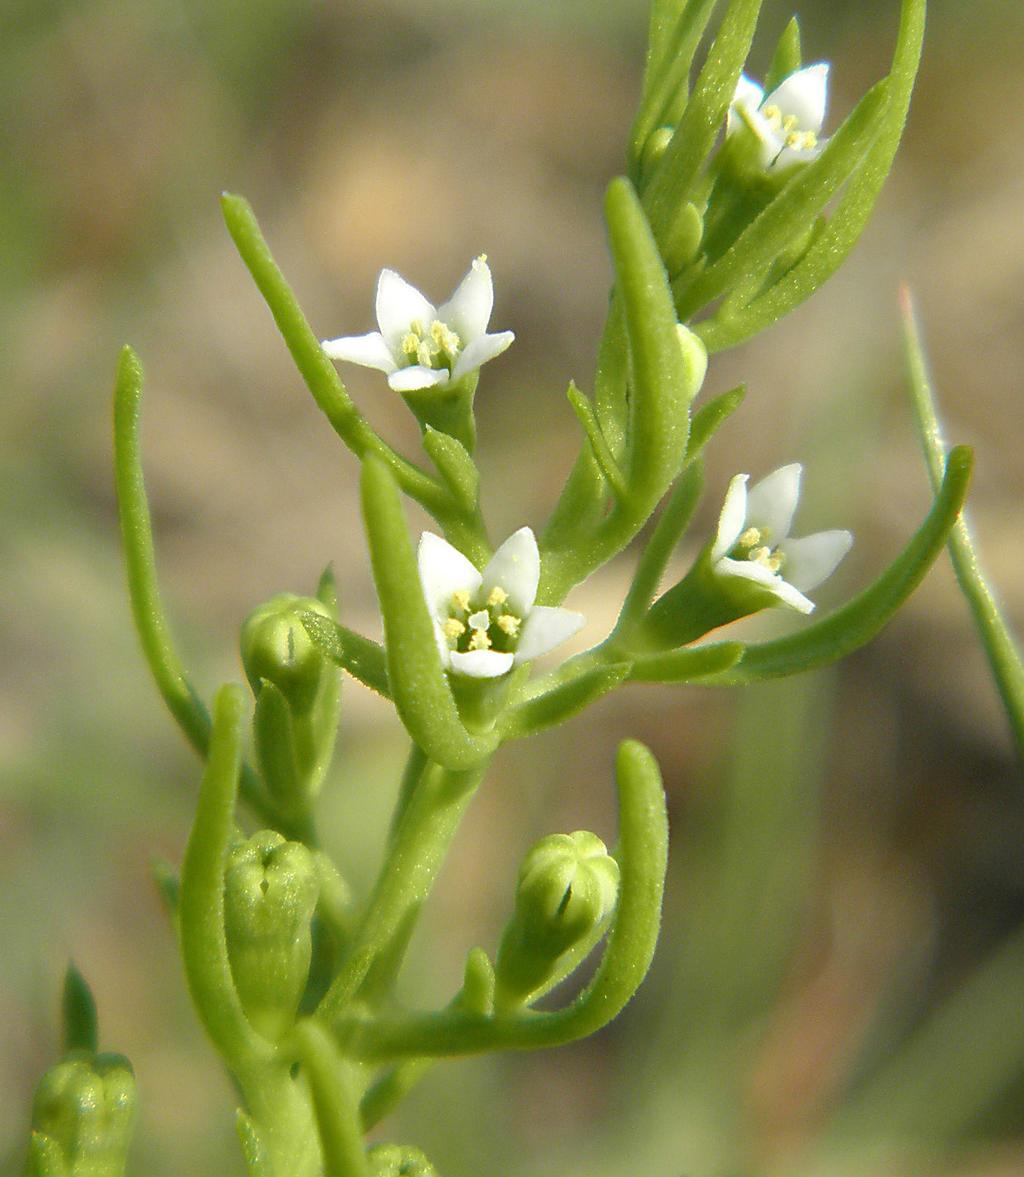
711, 464, 852, 614
418, 527, 584, 679
322, 257, 514, 393
727, 64, 830, 171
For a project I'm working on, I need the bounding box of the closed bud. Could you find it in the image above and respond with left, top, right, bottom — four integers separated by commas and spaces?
367, 1143, 437, 1176
494, 831, 619, 1007
30, 1052, 136, 1176
240, 594, 332, 712
224, 831, 319, 1040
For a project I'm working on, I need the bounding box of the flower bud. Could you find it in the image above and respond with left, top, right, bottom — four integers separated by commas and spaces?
367, 1143, 437, 1176
224, 831, 319, 1040
494, 831, 619, 1007
240, 594, 332, 713
30, 1051, 136, 1175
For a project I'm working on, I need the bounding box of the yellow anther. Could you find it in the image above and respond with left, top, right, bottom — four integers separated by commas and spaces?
430, 320, 461, 354
443, 618, 466, 640
469, 628, 492, 651
762, 103, 782, 130
487, 586, 508, 607
750, 545, 773, 565
416, 340, 435, 367
497, 614, 520, 637
476, 253, 488, 264
451, 590, 471, 612
766, 552, 785, 573
782, 113, 799, 132
402, 332, 420, 356
738, 527, 762, 549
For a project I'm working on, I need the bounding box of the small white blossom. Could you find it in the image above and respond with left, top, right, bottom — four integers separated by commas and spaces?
711, 464, 852, 614
727, 64, 830, 171
322, 257, 514, 393
418, 527, 584, 679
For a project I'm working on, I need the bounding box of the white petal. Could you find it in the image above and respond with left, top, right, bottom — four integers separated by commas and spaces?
449, 649, 515, 678
432, 620, 452, 666
417, 532, 482, 619
481, 527, 540, 616
514, 606, 586, 663
387, 366, 452, 392
730, 104, 786, 167
321, 331, 398, 373
717, 557, 815, 614
451, 331, 515, 380
779, 529, 853, 592
437, 256, 493, 343
746, 464, 802, 543
765, 63, 829, 134
712, 474, 749, 561
375, 269, 436, 353
726, 74, 765, 135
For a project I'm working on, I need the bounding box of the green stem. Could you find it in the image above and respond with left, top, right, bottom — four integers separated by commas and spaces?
902, 289, 1024, 757
318, 757, 489, 1020
295, 1022, 370, 1177
113, 348, 278, 827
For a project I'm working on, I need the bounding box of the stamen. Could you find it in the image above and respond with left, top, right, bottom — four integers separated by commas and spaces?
451, 590, 471, 612
782, 113, 799, 132
487, 586, 508, 607
468, 628, 492, 651
738, 527, 762, 549
761, 103, 783, 130
497, 614, 520, 637
443, 618, 465, 640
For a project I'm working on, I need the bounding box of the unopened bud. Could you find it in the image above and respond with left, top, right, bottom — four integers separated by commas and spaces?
31, 1052, 136, 1175
495, 831, 619, 1007
224, 831, 319, 1040
240, 594, 332, 712
367, 1143, 437, 1176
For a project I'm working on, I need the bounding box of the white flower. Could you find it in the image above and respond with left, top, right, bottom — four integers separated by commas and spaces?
727, 64, 830, 171
711, 464, 852, 614
322, 257, 514, 393
418, 527, 584, 679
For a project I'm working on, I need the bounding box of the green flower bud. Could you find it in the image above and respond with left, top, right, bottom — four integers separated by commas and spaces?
640, 125, 673, 179
367, 1143, 437, 1177
241, 594, 332, 712
224, 831, 319, 1040
30, 1052, 136, 1177
495, 831, 619, 1008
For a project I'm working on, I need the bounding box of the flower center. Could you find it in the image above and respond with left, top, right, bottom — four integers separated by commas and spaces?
401, 319, 462, 371
443, 584, 522, 654
760, 103, 818, 152
734, 525, 786, 575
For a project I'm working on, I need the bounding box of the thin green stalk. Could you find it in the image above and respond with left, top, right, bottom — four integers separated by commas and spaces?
318, 757, 489, 1020
902, 289, 1024, 756
294, 1022, 370, 1177
113, 348, 277, 827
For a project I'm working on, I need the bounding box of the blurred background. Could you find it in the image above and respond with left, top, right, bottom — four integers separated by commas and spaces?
2, 0, 1023, 1173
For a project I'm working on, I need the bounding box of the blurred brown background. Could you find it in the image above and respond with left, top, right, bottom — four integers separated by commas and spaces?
2, 0, 1023, 1173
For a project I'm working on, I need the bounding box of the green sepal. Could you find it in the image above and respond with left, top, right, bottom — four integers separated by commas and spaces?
26, 1132, 68, 1177
643, 0, 765, 241
627, 640, 745, 683
764, 16, 802, 93
251, 681, 302, 810
62, 965, 98, 1056
686, 385, 745, 462
300, 613, 390, 698
676, 80, 890, 320
402, 373, 478, 455
367, 1144, 437, 1177
700, 447, 974, 685
422, 425, 480, 512
499, 663, 630, 741
459, 948, 496, 1017
360, 458, 497, 770
661, 200, 704, 275
235, 1111, 274, 1177
698, 0, 927, 351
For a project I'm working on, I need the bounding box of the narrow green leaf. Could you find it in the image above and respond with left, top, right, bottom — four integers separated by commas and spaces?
499, 663, 630, 740
627, 640, 744, 682
180, 684, 270, 1069
606, 177, 696, 502
702, 446, 973, 685
902, 289, 1024, 756
422, 427, 479, 513
113, 347, 274, 825
317, 563, 339, 613
644, 0, 765, 241
764, 16, 801, 93
62, 963, 98, 1055
220, 194, 448, 516
293, 1021, 370, 1177
360, 459, 496, 770
300, 613, 390, 699
699, 0, 926, 351
566, 381, 628, 500
686, 384, 745, 462
677, 81, 889, 319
